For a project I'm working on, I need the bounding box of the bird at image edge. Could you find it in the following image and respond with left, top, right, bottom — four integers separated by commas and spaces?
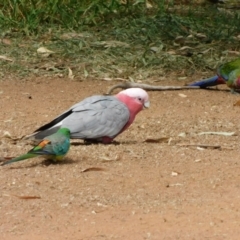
187, 57, 240, 93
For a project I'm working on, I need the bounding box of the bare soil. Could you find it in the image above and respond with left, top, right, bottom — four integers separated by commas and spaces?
1, 76, 240, 240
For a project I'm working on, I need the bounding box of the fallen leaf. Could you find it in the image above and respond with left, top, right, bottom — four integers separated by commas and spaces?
169, 183, 183, 187
226, 50, 240, 56
167, 50, 177, 55
68, 67, 74, 79
0, 55, 13, 62
81, 167, 106, 173
146, 0, 153, 8
200, 48, 213, 55
179, 46, 193, 51
175, 36, 185, 44
37, 47, 54, 57
195, 33, 207, 39
144, 137, 169, 143
178, 93, 187, 98
100, 155, 119, 162
37, 47, 54, 54
178, 132, 186, 137
2, 131, 11, 138
195, 159, 201, 162
102, 77, 113, 81
60, 32, 85, 40
84, 69, 88, 77
13, 195, 41, 200
1, 38, 11, 45
233, 100, 240, 106
177, 144, 221, 149
171, 171, 179, 176
198, 132, 236, 136
150, 46, 162, 53
91, 40, 130, 48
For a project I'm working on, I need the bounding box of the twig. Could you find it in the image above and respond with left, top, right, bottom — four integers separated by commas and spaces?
106, 82, 200, 94
177, 144, 221, 149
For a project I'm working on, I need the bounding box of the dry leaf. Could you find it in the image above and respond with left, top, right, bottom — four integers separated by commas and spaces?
68, 67, 74, 79
226, 50, 240, 56
100, 155, 119, 162
195, 159, 201, 162
179, 46, 193, 51
169, 183, 183, 187
102, 77, 113, 81
81, 167, 106, 173
233, 100, 240, 106
195, 33, 207, 39
92, 40, 130, 48
144, 137, 169, 143
201, 48, 213, 55
37, 47, 54, 57
171, 171, 179, 176
178, 93, 187, 98
198, 132, 236, 136
60, 32, 85, 40
13, 195, 41, 200
178, 132, 186, 137
175, 36, 185, 44
146, 0, 153, 8
37, 47, 54, 54
2, 131, 11, 138
177, 77, 187, 80
167, 50, 177, 55
1, 38, 12, 45
0, 55, 13, 62
177, 144, 221, 149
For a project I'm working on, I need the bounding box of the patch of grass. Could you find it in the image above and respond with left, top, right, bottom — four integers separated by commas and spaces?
0, 1, 240, 80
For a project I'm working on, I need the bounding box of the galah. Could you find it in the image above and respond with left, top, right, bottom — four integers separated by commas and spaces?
187, 57, 240, 93
1, 128, 71, 166
26, 88, 150, 143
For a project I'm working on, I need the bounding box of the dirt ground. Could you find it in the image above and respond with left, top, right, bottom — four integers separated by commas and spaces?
1, 76, 240, 240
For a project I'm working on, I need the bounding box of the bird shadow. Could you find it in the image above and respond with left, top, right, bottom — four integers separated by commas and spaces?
71, 140, 137, 146
42, 157, 76, 166
2, 157, 76, 169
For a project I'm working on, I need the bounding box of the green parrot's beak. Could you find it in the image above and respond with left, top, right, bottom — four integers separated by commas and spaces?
144, 101, 150, 109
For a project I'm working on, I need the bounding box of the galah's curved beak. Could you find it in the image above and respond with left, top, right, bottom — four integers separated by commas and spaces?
144, 101, 150, 109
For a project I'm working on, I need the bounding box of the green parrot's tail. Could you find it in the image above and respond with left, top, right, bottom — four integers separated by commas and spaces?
1, 153, 37, 166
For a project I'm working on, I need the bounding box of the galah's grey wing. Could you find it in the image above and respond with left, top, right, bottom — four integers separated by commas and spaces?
62, 96, 130, 139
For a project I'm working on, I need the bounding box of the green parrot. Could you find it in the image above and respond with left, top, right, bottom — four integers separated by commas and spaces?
187, 57, 240, 93
1, 128, 71, 166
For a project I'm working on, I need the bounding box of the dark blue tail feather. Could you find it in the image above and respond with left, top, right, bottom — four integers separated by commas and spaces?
188, 75, 221, 88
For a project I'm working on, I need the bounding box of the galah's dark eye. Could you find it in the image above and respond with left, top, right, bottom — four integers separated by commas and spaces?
138, 97, 142, 101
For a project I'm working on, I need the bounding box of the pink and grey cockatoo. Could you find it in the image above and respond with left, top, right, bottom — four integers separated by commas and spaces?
27, 88, 150, 143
